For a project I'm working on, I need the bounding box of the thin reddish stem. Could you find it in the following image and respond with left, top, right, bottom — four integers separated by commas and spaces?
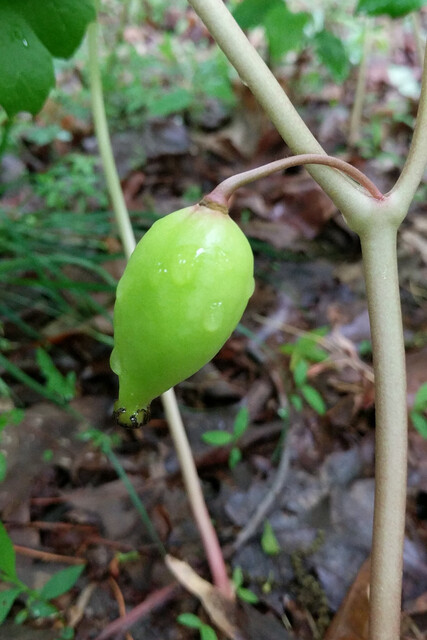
202, 154, 384, 209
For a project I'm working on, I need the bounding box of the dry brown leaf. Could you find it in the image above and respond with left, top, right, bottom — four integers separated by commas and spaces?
165, 555, 241, 639
324, 558, 370, 640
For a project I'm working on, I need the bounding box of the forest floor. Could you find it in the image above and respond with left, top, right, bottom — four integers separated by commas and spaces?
1, 5, 427, 640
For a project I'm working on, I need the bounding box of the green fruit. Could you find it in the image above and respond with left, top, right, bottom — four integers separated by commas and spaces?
111, 203, 254, 427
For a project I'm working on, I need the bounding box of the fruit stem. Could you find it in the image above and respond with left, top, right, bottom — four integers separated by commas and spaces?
203, 154, 384, 209
162, 389, 234, 599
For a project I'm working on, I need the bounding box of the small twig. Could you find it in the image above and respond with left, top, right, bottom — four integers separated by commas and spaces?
230, 424, 293, 554
108, 577, 134, 640
7, 520, 97, 533
93, 583, 179, 640
13, 544, 86, 565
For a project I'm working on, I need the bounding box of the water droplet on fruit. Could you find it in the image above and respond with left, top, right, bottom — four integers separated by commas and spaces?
204, 302, 224, 332
170, 254, 192, 285
22, 38, 28, 47
148, 261, 169, 286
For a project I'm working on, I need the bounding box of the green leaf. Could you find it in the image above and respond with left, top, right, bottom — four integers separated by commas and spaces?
232, 0, 282, 29
314, 30, 350, 82
411, 411, 427, 438
290, 393, 303, 412
413, 383, 427, 412
356, 0, 427, 17
0, 0, 95, 116
19, 0, 95, 59
300, 384, 327, 415
147, 88, 193, 117
27, 598, 58, 618
40, 564, 85, 601
0, 521, 17, 579
232, 406, 250, 440
14, 608, 28, 624
293, 358, 309, 388
0, 452, 7, 484
281, 331, 329, 364
0, 408, 25, 433
36, 348, 76, 403
200, 624, 218, 640
261, 521, 281, 556
296, 336, 329, 362
237, 586, 259, 604
228, 447, 242, 469
232, 566, 244, 589
0, 587, 23, 624
264, 4, 310, 59
202, 430, 234, 446
177, 612, 203, 629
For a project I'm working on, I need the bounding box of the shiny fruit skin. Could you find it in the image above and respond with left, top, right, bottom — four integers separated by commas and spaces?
111, 203, 254, 427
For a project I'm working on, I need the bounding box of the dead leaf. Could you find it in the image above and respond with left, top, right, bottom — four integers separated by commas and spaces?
165, 555, 240, 638
165, 555, 290, 640
324, 558, 370, 640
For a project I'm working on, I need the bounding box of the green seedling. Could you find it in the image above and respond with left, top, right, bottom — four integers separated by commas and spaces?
202, 406, 250, 469
281, 329, 329, 416
177, 613, 218, 640
0, 521, 83, 635
261, 521, 281, 557
34, 154, 108, 213
232, 566, 259, 604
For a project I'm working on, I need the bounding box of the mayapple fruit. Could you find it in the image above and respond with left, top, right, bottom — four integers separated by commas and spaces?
111, 203, 254, 427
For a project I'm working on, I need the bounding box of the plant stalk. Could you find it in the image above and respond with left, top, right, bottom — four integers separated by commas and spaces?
162, 389, 234, 599
359, 222, 407, 640
391, 41, 427, 208
87, 21, 135, 260
412, 12, 425, 69
87, 20, 232, 597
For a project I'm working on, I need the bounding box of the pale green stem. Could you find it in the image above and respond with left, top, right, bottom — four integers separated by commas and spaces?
349, 21, 372, 146
87, 20, 232, 597
88, 21, 135, 259
187, 0, 373, 215
412, 12, 425, 69
162, 389, 234, 599
390, 41, 427, 208
358, 220, 407, 640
